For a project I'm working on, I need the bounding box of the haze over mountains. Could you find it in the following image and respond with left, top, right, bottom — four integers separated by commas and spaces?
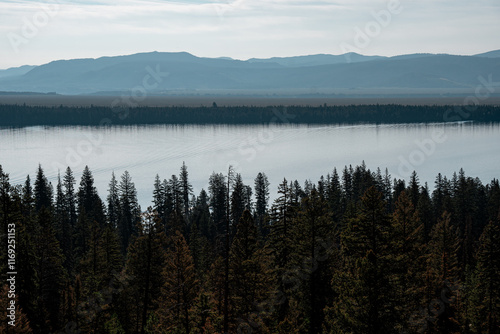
0, 51, 499, 96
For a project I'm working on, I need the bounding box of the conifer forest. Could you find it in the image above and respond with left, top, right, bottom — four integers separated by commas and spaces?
2, 0, 500, 332
1, 161, 499, 334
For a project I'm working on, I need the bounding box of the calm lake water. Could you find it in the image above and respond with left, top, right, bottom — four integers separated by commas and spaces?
1, 122, 499, 208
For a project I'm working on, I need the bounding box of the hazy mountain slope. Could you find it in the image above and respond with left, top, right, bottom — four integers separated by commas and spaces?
0, 65, 37, 78
474, 49, 500, 58
247, 53, 384, 67
0, 51, 499, 95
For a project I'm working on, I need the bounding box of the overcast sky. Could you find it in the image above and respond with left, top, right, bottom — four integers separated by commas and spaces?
0, 0, 499, 69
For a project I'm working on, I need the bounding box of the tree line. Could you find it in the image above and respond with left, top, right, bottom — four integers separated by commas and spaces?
1, 104, 500, 126
1, 162, 500, 333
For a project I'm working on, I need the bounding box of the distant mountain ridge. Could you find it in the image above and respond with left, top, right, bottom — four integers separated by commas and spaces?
474, 50, 500, 58
0, 65, 37, 79
0, 50, 499, 96
247, 53, 384, 67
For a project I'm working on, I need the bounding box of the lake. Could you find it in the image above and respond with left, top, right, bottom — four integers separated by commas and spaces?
1, 122, 499, 208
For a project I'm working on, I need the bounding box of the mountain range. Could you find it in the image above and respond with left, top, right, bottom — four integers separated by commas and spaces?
0, 50, 499, 96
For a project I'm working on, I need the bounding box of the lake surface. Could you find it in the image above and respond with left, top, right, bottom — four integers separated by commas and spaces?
1, 122, 499, 209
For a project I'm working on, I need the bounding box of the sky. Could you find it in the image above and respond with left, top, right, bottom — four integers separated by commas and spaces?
0, 0, 499, 69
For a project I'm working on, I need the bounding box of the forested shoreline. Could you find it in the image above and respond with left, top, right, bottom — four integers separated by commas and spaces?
1, 103, 500, 126
1, 162, 499, 333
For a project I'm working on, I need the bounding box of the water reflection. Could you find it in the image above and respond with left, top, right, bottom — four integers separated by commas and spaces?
0, 122, 499, 208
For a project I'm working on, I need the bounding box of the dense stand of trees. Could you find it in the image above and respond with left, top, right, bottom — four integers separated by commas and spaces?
1, 162, 500, 333
1, 104, 500, 126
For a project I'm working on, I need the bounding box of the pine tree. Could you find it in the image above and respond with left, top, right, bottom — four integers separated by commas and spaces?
468, 217, 500, 333
2, 183, 39, 333
290, 189, 336, 334
78, 166, 104, 222
180, 162, 193, 219
189, 289, 218, 334
487, 179, 500, 223
78, 219, 123, 333
207, 255, 226, 328
78, 219, 106, 332
229, 210, 272, 332
188, 217, 210, 276
63, 167, 77, 228
291, 180, 305, 205
75, 166, 105, 260
14, 212, 39, 333
390, 191, 426, 332
152, 174, 165, 223
326, 168, 343, 222
118, 170, 140, 253
426, 211, 461, 333
124, 208, 167, 334
0, 285, 32, 333
21, 174, 34, 219
333, 186, 395, 334
107, 172, 121, 229
55, 173, 74, 274
192, 189, 213, 241
408, 171, 421, 208
417, 183, 434, 242
33, 206, 67, 332
269, 178, 297, 324
342, 165, 354, 210
230, 173, 246, 234
169, 174, 183, 214
383, 168, 393, 209
34, 164, 53, 212
342, 186, 391, 259
351, 162, 374, 202
208, 172, 228, 239
154, 230, 198, 334
324, 256, 364, 333
0, 165, 11, 279
254, 172, 270, 235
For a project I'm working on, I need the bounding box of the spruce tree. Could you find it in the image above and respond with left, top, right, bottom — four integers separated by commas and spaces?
390, 191, 426, 332
180, 162, 193, 219
208, 172, 227, 239
107, 172, 121, 229
426, 211, 461, 333
333, 186, 395, 333
269, 178, 297, 324
408, 171, 420, 208
468, 217, 500, 333
63, 167, 77, 228
55, 173, 74, 274
154, 230, 198, 333
21, 174, 34, 218
326, 168, 343, 222
191, 189, 212, 241
77, 166, 103, 222
0, 165, 10, 280
290, 189, 336, 334
75, 166, 105, 260
78, 219, 123, 332
230, 173, 246, 233
123, 208, 167, 334
254, 172, 270, 235
0, 285, 32, 333
33, 207, 67, 332
34, 164, 53, 212
152, 174, 165, 223
229, 210, 272, 332
118, 170, 140, 253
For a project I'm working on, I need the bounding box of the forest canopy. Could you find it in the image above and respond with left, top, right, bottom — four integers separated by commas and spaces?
0, 103, 500, 126
1, 162, 499, 333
